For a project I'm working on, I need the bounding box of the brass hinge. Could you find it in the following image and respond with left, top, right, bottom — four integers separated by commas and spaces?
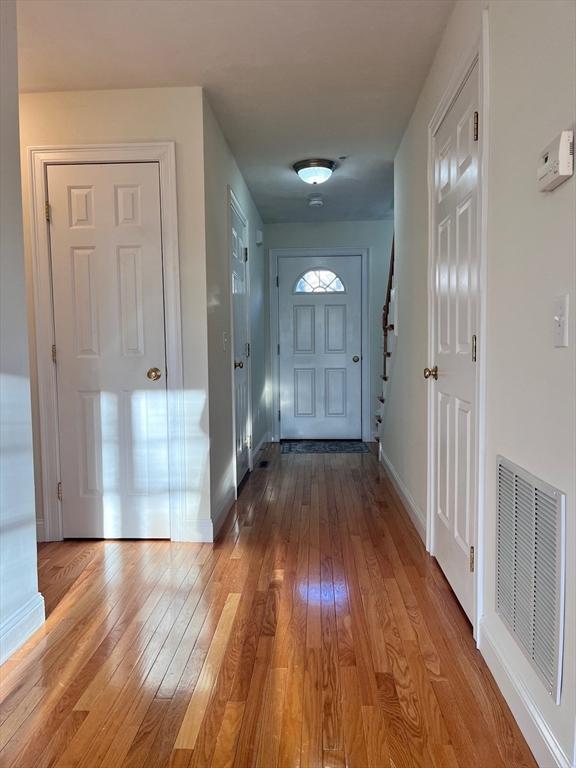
469, 545, 475, 572
472, 334, 477, 363
45, 201, 51, 222
473, 111, 479, 142
245, 342, 250, 358
57, 481, 63, 501
51, 344, 57, 363
244, 247, 248, 263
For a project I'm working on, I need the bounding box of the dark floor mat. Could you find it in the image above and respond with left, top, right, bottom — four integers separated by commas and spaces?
281, 440, 370, 454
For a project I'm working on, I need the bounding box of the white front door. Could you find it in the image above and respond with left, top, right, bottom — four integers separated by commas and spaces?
430, 61, 480, 621
47, 162, 170, 539
279, 255, 362, 439
230, 201, 250, 484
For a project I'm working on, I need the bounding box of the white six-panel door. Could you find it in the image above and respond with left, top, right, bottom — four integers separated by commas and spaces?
431, 62, 479, 621
279, 255, 362, 439
230, 201, 250, 485
47, 162, 170, 538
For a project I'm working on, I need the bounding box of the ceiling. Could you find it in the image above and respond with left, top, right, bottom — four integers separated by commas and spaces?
16, 0, 455, 223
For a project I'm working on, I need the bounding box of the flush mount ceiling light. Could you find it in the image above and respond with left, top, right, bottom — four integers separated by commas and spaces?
293, 158, 336, 185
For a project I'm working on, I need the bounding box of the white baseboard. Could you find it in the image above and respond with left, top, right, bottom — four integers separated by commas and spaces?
172, 516, 214, 543
0, 592, 45, 665
379, 447, 427, 543
479, 620, 573, 768
252, 432, 270, 462
211, 487, 236, 540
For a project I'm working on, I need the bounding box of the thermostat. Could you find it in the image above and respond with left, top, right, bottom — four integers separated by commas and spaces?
537, 130, 574, 192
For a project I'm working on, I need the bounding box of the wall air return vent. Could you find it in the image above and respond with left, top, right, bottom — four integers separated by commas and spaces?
496, 456, 566, 703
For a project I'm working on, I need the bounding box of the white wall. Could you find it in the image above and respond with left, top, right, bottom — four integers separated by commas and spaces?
19, 87, 213, 540
0, 0, 45, 663
202, 95, 268, 533
266, 219, 395, 434
481, 3, 575, 766
384, 1, 576, 765
19, 87, 268, 541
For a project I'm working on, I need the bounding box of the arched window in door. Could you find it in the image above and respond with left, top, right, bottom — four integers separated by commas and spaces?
293, 269, 346, 294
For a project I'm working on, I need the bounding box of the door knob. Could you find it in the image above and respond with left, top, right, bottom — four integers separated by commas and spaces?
147, 367, 162, 381
423, 366, 438, 380
234, 360, 244, 369
352, 355, 360, 363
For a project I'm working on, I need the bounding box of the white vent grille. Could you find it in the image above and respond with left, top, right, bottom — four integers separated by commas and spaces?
496, 456, 566, 703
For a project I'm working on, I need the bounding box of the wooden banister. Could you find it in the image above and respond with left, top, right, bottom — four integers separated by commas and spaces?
382, 237, 395, 381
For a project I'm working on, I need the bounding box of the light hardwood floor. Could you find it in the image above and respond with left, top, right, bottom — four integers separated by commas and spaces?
0, 444, 537, 768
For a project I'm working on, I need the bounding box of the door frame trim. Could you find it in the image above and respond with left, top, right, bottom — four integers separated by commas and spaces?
28, 142, 186, 541
426, 30, 488, 635
269, 247, 371, 442
227, 187, 254, 490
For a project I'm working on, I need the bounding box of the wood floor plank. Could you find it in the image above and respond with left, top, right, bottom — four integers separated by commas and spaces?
175, 593, 241, 750
0, 444, 538, 768
210, 701, 245, 768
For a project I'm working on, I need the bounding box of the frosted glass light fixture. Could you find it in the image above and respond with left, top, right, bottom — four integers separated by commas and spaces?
293, 159, 336, 185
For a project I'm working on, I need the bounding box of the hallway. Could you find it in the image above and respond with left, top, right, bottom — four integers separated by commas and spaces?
0, 446, 536, 768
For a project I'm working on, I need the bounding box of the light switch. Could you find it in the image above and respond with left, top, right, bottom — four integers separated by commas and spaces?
553, 295, 569, 348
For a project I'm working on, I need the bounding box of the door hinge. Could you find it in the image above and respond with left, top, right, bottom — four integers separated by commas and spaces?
473, 111, 479, 142
244, 247, 248, 263
45, 201, 51, 222
278, 409, 281, 422
472, 334, 477, 363
57, 481, 63, 501
51, 344, 57, 363
276, 275, 279, 288
469, 545, 475, 572
245, 342, 250, 358
247, 435, 252, 450
277, 343, 280, 355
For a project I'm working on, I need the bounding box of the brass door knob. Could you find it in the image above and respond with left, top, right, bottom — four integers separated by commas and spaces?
147, 367, 162, 381
234, 360, 244, 369
423, 366, 438, 380
352, 355, 360, 363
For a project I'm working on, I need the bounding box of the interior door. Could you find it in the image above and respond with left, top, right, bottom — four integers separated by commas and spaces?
230, 202, 250, 485
47, 162, 170, 539
279, 255, 362, 439
430, 62, 479, 621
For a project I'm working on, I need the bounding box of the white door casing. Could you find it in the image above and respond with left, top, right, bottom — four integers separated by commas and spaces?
429, 60, 480, 622
229, 195, 250, 485
47, 162, 170, 538
30, 144, 187, 543
278, 255, 362, 439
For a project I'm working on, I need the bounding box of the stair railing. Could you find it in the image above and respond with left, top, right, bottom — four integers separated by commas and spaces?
376, 236, 395, 441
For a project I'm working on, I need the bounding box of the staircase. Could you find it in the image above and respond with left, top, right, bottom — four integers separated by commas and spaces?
375, 237, 395, 444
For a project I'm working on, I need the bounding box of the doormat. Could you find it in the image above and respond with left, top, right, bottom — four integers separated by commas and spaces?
281, 440, 370, 454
